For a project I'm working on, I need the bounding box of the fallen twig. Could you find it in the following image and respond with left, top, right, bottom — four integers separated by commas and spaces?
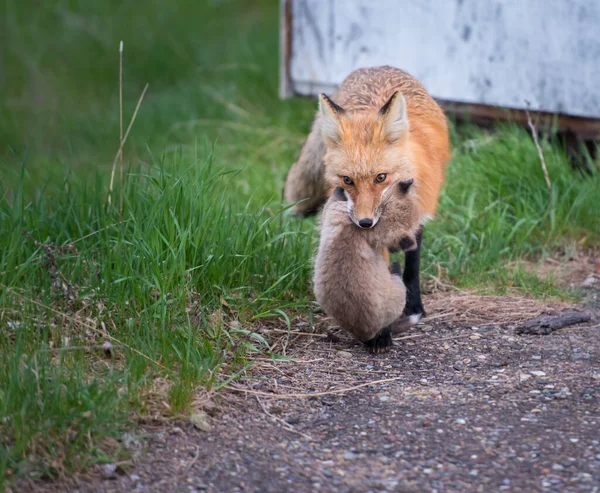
515, 311, 592, 335
183, 445, 200, 475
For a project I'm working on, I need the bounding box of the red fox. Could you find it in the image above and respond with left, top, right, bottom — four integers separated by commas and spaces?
313, 180, 420, 352
285, 66, 450, 322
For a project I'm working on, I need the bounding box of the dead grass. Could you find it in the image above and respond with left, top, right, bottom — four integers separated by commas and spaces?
422, 291, 572, 327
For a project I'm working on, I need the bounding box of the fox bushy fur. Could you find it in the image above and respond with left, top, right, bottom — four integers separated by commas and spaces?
284, 65, 450, 228
313, 180, 420, 345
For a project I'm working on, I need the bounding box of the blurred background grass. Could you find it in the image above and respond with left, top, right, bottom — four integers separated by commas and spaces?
1, 0, 599, 485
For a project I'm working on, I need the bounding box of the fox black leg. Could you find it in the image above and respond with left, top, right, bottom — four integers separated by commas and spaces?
364, 325, 393, 354
402, 224, 425, 322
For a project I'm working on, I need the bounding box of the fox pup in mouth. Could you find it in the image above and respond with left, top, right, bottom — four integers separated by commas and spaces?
313, 178, 420, 353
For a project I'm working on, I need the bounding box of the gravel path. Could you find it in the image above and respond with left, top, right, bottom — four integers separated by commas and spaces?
16, 291, 600, 493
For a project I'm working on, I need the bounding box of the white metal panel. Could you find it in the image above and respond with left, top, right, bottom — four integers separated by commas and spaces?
289, 0, 600, 119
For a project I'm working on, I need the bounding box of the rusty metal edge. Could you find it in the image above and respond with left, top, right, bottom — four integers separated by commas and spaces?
438, 100, 600, 139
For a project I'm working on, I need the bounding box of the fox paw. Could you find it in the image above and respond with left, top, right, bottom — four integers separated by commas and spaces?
389, 236, 417, 253
364, 326, 393, 354
402, 299, 426, 322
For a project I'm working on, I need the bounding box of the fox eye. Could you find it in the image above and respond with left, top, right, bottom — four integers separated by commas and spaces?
375, 173, 387, 184
343, 176, 354, 186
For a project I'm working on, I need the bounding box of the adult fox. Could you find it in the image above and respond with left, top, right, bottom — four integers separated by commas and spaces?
284, 65, 450, 322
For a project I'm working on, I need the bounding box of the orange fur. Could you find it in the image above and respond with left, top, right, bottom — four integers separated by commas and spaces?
284, 66, 450, 224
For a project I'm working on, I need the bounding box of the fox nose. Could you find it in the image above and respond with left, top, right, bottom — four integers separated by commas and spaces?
358, 218, 374, 229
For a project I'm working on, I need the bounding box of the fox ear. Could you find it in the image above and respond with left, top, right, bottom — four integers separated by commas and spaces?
319, 93, 345, 145
332, 186, 348, 202
379, 91, 409, 143
398, 178, 414, 194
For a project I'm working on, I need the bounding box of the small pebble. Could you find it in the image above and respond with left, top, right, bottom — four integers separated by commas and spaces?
190, 412, 211, 432
552, 463, 565, 471
456, 418, 466, 424
583, 276, 597, 287
530, 371, 546, 377
572, 353, 590, 360
102, 340, 113, 357
337, 351, 353, 359
101, 464, 117, 479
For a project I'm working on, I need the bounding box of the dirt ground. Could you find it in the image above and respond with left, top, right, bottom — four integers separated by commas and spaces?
14, 266, 600, 493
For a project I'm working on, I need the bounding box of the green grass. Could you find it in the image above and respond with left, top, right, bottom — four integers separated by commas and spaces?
1, 0, 599, 487
427, 123, 600, 286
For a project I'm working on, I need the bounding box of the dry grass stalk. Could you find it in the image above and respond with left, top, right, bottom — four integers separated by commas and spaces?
226, 375, 404, 400
119, 41, 124, 216
254, 395, 313, 440
525, 101, 552, 192
255, 357, 324, 364
260, 328, 328, 338
108, 43, 148, 208
109, 82, 148, 197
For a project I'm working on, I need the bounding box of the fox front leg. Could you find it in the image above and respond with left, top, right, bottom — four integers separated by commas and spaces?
402, 225, 425, 322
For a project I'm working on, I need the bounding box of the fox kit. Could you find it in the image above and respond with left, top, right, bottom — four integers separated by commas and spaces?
313, 179, 420, 352
285, 66, 450, 322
